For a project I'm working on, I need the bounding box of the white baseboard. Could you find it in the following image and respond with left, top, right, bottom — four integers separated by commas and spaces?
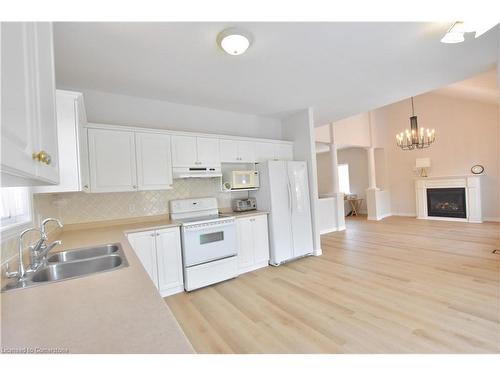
391, 212, 417, 217
160, 285, 185, 297
313, 248, 322, 256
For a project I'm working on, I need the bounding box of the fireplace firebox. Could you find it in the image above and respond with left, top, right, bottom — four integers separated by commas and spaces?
426, 188, 466, 219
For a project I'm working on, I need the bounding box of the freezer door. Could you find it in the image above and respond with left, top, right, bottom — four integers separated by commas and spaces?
265, 161, 294, 265
287, 161, 314, 257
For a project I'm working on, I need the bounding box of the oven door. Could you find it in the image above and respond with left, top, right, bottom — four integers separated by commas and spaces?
182, 220, 236, 267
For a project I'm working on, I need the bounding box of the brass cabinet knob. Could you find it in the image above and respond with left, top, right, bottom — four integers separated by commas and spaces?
32, 150, 51, 165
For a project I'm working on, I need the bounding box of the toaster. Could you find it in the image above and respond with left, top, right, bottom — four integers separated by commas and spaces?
233, 198, 257, 212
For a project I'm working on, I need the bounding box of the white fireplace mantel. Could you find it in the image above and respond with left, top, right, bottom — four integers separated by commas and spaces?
415, 175, 482, 223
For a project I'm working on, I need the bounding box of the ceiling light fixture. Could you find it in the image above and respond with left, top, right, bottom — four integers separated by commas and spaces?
440, 21, 498, 44
217, 28, 252, 56
396, 97, 435, 150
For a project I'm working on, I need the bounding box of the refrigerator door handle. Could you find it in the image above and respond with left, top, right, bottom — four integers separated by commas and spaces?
287, 180, 293, 213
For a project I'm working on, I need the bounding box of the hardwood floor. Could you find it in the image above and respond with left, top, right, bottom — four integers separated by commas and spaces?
165, 216, 500, 353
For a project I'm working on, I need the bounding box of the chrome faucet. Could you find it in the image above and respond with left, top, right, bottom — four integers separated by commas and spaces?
5, 218, 63, 283
29, 218, 63, 269
5, 227, 43, 281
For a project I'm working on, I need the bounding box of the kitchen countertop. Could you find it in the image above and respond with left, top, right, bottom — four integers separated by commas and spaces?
1, 217, 194, 354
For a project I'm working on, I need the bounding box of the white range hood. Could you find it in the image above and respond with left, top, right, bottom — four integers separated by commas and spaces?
173, 167, 222, 179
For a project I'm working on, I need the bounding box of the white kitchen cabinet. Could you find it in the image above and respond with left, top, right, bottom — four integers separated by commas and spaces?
155, 227, 184, 295
276, 143, 294, 161
88, 128, 137, 192
255, 142, 294, 162
171, 135, 220, 167
128, 227, 184, 297
171, 135, 197, 167
220, 139, 256, 163
35, 90, 89, 193
135, 132, 173, 190
1, 22, 59, 186
236, 214, 270, 274
196, 137, 220, 166
127, 230, 158, 285
255, 142, 276, 162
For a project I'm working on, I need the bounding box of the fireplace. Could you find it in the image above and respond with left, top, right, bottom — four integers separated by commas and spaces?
426, 188, 466, 219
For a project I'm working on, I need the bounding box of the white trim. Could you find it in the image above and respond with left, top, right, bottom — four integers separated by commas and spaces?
367, 213, 392, 221
391, 212, 417, 217
159, 285, 184, 297
0, 187, 35, 242
313, 248, 322, 256
85, 122, 293, 145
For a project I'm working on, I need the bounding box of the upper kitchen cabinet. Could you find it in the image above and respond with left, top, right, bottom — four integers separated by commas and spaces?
35, 90, 90, 193
255, 141, 294, 162
1, 22, 59, 186
276, 143, 294, 161
171, 135, 220, 167
135, 132, 173, 190
88, 128, 137, 192
220, 139, 256, 163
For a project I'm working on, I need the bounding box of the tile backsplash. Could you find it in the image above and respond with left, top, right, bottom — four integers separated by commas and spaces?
33, 178, 246, 225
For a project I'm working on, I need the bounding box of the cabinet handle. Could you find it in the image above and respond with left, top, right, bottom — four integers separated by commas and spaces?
32, 150, 51, 165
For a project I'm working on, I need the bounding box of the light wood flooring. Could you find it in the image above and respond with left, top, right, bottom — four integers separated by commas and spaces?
165, 216, 500, 353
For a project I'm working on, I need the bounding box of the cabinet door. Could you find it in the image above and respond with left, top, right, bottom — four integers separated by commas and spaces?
1, 23, 38, 179
237, 141, 256, 163
34, 92, 80, 193
252, 215, 270, 264
276, 144, 293, 161
255, 142, 276, 162
136, 132, 173, 190
196, 137, 220, 166
236, 218, 254, 271
219, 139, 239, 162
32, 23, 58, 183
171, 135, 197, 167
128, 231, 158, 287
88, 128, 137, 192
155, 227, 184, 295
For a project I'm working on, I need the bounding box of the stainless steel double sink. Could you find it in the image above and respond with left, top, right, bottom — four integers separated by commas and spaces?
2, 243, 129, 291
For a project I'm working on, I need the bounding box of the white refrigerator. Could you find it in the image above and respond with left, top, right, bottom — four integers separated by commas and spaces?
251, 161, 314, 265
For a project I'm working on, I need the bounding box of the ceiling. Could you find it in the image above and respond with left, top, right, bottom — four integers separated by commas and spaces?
53, 22, 499, 126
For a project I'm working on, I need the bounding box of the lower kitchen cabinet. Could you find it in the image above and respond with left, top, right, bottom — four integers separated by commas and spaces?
236, 214, 270, 274
127, 226, 184, 297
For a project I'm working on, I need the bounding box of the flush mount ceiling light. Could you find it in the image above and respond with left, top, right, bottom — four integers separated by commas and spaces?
217, 28, 252, 56
440, 21, 498, 44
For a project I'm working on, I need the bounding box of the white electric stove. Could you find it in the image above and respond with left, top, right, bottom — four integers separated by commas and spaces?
170, 197, 237, 291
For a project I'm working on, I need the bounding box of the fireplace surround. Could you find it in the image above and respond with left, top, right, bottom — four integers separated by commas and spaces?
415, 176, 482, 223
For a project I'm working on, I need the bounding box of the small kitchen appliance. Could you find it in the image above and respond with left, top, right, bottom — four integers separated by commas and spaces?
233, 197, 257, 212
223, 170, 260, 190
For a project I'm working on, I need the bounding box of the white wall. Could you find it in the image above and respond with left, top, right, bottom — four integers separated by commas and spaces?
69, 88, 284, 139
282, 108, 322, 255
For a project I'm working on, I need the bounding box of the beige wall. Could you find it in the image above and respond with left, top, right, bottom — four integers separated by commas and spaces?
377, 92, 500, 219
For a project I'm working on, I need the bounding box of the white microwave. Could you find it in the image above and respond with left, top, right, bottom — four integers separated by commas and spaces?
224, 170, 260, 190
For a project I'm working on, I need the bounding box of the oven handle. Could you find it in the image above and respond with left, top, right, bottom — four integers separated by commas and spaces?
183, 221, 235, 232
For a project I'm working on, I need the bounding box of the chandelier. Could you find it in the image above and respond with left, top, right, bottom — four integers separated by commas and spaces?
396, 97, 435, 150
